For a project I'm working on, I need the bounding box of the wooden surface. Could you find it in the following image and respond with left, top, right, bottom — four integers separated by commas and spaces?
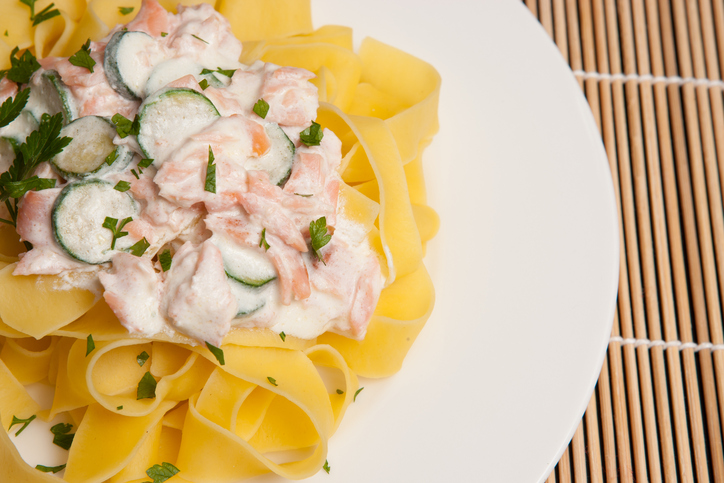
524, 1, 724, 481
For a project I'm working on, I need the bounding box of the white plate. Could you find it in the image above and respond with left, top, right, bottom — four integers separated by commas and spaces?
14, 1, 619, 482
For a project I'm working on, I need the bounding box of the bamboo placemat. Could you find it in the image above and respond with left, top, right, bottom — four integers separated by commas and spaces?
523, 0, 724, 481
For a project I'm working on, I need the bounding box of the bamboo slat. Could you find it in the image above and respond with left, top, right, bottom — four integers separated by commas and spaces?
520, 0, 724, 481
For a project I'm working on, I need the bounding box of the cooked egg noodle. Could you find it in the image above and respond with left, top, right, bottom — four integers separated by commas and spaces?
0, 0, 439, 479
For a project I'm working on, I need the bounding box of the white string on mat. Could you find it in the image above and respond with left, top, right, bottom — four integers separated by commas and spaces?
571, 69, 724, 89
608, 336, 724, 352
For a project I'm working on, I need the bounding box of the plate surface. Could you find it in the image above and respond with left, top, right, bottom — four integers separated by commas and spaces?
13, 1, 619, 482
300, 0, 618, 481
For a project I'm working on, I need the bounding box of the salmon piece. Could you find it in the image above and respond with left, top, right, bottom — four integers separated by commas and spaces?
126, 0, 170, 37
261, 65, 319, 127
266, 232, 311, 304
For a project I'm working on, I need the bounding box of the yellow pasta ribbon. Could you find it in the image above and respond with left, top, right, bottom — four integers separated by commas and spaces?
218, 0, 312, 42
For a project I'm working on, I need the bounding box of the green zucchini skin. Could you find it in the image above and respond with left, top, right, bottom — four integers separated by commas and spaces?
228, 276, 267, 316
27, 70, 77, 125
104, 30, 161, 101
137, 87, 220, 165
52, 179, 139, 264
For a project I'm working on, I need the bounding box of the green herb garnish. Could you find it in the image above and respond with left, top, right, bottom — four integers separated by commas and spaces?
204, 145, 215, 193
137, 371, 157, 399
300, 121, 323, 146
279, 331, 286, 342
111, 113, 140, 138
69, 39, 96, 73
137, 351, 150, 366
86, 334, 95, 356
50, 423, 74, 450
252, 98, 269, 119
336, 389, 344, 395
259, 227, 270, 251
198, 79, 209, 90
323, 460, 331, 473
159, 249, 172, 272
160, 32, 168, 37
309, 217, 332, 263
191, 34, 208, 44
114, 180, 131, 192
119, 6, 134, 15
128, 237, 150, 256
105, 147, 119, 166
9, 414, 36, 436
0, 88, 30, 128
20, 0, 60, 26
267, 376, 278, 386
138, 158, 153, 169
145, 462, 180, 483
35, 464, 65, 474
4, 47, 40, 84
200, 66, 236, 77
205, 342, 225, 365
102, 216, 132, 249
354, 387, 364, 402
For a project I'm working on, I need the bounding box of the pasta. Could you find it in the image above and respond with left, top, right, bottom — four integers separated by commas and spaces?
0, 0, 440, 480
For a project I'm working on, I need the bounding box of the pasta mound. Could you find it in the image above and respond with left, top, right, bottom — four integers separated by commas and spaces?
0, 0, 440, 480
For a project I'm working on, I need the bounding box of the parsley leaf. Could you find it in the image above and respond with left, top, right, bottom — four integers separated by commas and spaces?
354, 387, 364, 402
138, 158, 153, 169
20, 0, 60, 26
117, 405, 123, 410
145, 462, 180, 483
105, 147, 119, 166
279, 331, 286, 342
50, 423, 74, 450
300, 121, 323, 146
259, 228, 270, 251
119, 6, 134, 15
102, 216, 132, 250
267, 376, 278, 386
0, 88, 30, 128
252, 98, 269, 119
323, 460, 331, 473
309, 217, 332, 263
35, 464, 65, 474
191, 34, 208, 44
114, 180, 131, 192
69, 39, 96, 73
205, 342, 225, 365
198, 79, 209, 90
204, 145, 215, 193
128, 237, 150, 256
336, 389, 344, 395
9, 414, 36, 436
137, 371, 157, 399
159, 249, 172, 272
111, 113, 140, 138
160, 32, 168, 37
137, 351, 149, 366
6, 47, 40, 85
86, 334, 95, 356
200, 67, 236, 77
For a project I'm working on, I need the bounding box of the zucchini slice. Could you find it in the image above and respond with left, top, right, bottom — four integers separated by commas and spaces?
245, 123, 295, 186
211, 233, 277, 287
137, 88, 220, 165
52, 179, 139, 264
228, 277, 267, 317
26, 70, 77, 124
104, 30, 163, 100
50, 116, 133, 179
144, 58, 203, 97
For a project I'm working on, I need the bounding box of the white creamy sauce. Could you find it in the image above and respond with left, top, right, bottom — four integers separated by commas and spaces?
7, 0, 384, 345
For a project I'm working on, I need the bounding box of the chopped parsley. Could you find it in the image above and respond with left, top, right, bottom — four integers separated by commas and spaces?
267, 376, 278, 386
145, 462, 180, 483
300, 121, 323, 146
86, 334, 95, 356
323, 460, 331, 473
136, 371, 157, 399
294, 193, 313, 197
198, 79, 209, 90
102, 216, 132, 250
4, 47, 41, 84
191, 34, 208, 44
105, 147, 119, 166
0, 112, 68, 227
111, 113, 140, 138
9, 414, 36, 436
353, 387, 364, 402
130, 169, 140, 179
200, 66, 236, 77
336, 389, 344, 395
50, 423, 74, 450
205, 341, 225, 365
160, 32, 168, 37
204, 145, 216, 193
119, 6, 134, 15
259, 228, 270, 251
117, 405, 123, 410
0, 88, 30, 128
138, 158, 154, 169
252, 98, 269, 119
137, 351, 150, 366
114, 180, 131, 192
128, 237, 150, 256
279, 331, 286, 342
35, 464, 65, 474
69, 39, 96, 73
158, 249, 172, 272
20, 0, 60, 26
309, 216, 332, 263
